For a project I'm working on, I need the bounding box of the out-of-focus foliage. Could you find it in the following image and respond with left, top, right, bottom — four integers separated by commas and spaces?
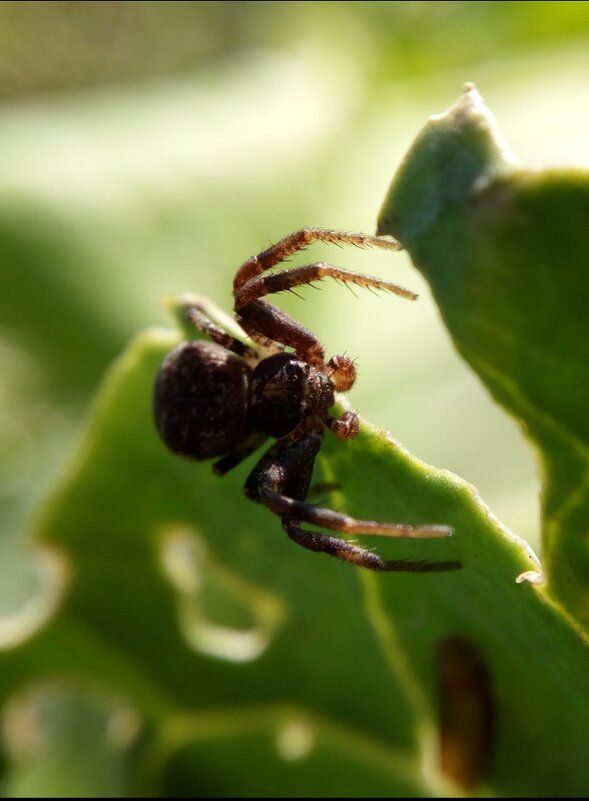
2, 2, 589, 97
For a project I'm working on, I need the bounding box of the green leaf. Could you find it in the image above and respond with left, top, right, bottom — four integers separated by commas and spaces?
1, 307, 589, 796
378, 85, 589, 629
3, 88, 589, 797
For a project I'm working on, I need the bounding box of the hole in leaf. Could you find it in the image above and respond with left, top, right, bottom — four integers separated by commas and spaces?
159, 525, 284, 663
275, 718, 315, 762
2, 683, 140, 798
0, 546, 68, 650
436, 635, 495, 791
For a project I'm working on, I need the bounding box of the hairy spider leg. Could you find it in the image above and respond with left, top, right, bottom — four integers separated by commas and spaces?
235, 298, 327, 367
236, 262, 417, 307
183, 298, 259, 361
283, 523, 462, 572
245, 431, 461, 572
233, 227, 402, 290
325, 411, 360, 440
234, 262, 417, 367
212, 432, 268, 477
232, 229, 416, 366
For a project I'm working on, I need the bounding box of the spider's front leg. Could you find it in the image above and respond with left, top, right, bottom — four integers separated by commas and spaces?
245, 431, 461, 573
236, 298, 327, 367
233, 227, 403, 289
232, 227, 415, 367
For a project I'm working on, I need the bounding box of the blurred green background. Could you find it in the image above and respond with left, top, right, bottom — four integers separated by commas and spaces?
1, 1, 589, 792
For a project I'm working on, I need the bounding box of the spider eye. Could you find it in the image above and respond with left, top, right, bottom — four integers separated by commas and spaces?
283, 361, 308, 383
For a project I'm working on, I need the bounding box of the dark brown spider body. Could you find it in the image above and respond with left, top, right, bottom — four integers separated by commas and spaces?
155, 345, 337, 455
154, 227, 461, 573
154, 340, 253, 460
251, 352, 335, 438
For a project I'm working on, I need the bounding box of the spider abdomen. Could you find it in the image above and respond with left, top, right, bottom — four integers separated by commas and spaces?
154, 340, 253, 460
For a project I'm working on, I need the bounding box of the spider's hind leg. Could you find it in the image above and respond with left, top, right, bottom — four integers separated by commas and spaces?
179, 295, 259, 361
246, 431, 461, 573
213, 432, 269, 476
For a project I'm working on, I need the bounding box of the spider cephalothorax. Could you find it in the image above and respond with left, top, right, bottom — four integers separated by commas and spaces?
154, 227, 460, 572
250, 352, 335, 438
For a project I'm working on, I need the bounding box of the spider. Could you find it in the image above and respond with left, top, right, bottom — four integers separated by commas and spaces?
153, 227, 460, 572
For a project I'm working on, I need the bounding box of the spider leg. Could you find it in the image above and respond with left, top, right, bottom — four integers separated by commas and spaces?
236, 298, 326, 367
180, 296, 259, 361
326, 411, 360, 441
245, 432, 461, 573
233, 227, 402, 290
232, 229, 413, 365
283, 523, 460, 572
306, 481, 341, 501
235, 262, 417, 308
212, 432, 268, 476
234, 261, 416, 365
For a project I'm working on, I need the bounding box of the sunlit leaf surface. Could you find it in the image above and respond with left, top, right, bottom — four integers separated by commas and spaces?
0, 310, 587, 796
378, 86, 589, 629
